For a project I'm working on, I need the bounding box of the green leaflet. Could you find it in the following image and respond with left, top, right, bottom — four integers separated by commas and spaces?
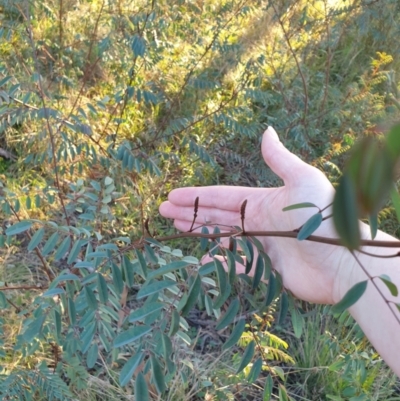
331, 280, 368, 314
135, 372, 149, 401
297, 213, 322, 240
27, 227, 44, 251
119, 352, 143, 387
113, 326, 152, 348
282, 202, 318, 211
181, 275, 201, 316
5, 221, 32, 236
215, 298, 240, 331
236, 340, 255, 373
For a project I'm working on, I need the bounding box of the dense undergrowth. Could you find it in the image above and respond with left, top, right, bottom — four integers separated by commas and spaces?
0, 0, 400, 399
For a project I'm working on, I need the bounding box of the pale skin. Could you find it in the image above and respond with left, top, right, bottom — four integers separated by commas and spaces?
159, 127, 400, 376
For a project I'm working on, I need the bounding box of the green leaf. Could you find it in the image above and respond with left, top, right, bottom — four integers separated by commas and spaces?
214, 258, 227, 296
43, 288, 65, 297
113, 325, 152, 348
0, 292, 8, 309
278, 292, 289, 325
135, 372, 149, 401
28, 227, 44, 251
169, 309, 180, 336
122, 255, 135, 287
391, 187, 400, 223
42, 232, 59, 256
132, 35, 146, 57
129, 302, 164, 323
236, 238, 252, 266
181, 275, 201, 316
54, 236, 71, 260
290, 306, 304, 338
379, 275, 398, 297
331, 280, 368, 314
86, 343, 98, 369
215, 298, 240, 331
282, 202, 318, 211
333, 174, 360, 250
23, 315, 46, 342
265, 272, 277, 307
135, 249, 147, 278
247, 357, 262, 384
68, 297, 76, 325
297, 213, 322, 240
279, 384, 289, 401
236, 340, 255, 373
263, 374, 273, 401
385, 123, 400, 161
97, 273, 109, 304
368, 214, 378, 239
200, 226, 209, 251
5, 221, 32, 236
120, 352, 143, 386
252, 254, 264, 289
85, 286, 98, 310
151, 356, 165, 394
137, 279, 177, 300
222, 319, 246, 350
104, 176, 113, 186
67, 239, 82, 264
147, 261, 187, 280
226, 249, 236, 285
161, 333, 172, 359
112, 263, 124, 295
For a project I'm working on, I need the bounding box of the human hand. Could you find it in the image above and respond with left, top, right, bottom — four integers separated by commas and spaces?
159, 127, 355, 304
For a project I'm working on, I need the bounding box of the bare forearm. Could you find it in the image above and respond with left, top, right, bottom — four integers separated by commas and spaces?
339, 226, 400, 376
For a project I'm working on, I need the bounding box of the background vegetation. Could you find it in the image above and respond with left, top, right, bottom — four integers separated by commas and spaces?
0, 0, 400, 399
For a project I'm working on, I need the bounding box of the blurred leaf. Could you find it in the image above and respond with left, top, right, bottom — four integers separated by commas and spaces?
265, 272, 277, 307
215, 298, 239, 331
85, 286, 98, 310
390, 187, 400, 222
283, 202, 318, 211
214, 258, 227, 296
23, 315, 45, 342
368, 214, 378, 239
86, 343, 98, 369
279, 384, 289, 401
252, 254, 264, 289
379, 275, 398, 296
278, 292, 289, 325
151, 356, 165, 394
181, 275, 201, 316
169, 309, 180, 336
236, 340, 255, 373
200, 226, 209, 250
135, 372, 149, 401
27, 227, 44, 251
129, 302, 164, 323
120, 352, 143, 386
135, 249, 148, 278
297, 213, 322, 240
42, 232, 59, 256
54, 236, 71, 260
331, 280, 368, 314
333, 174, 360, 250
247, 357, 262, 383
5, 221, 32, 236
263, 374, 273, 401
385, 123, 400, 160
112, 263, 124, 295
137, 280, 177, 299
67, 239, 82, 264
114, 326, 151, 348
97, 273, 108, 304
148, 261, 187, 279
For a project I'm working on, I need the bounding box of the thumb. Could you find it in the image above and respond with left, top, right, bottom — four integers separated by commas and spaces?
261, 126, 311, 183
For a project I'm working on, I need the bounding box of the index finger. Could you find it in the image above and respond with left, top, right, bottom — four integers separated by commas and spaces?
167, 186, 266, 211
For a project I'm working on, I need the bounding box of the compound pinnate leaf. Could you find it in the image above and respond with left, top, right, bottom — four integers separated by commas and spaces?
135, 372, 149, 401
215, 298, 239, 331
282, 202, 318, 211
331, 280, 368, 314
119, 352, 143, 387
236, 340, 255, 373
297, 213, 322, 240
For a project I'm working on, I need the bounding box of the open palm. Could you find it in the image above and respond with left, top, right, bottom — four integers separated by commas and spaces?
159, 127, 355, 304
